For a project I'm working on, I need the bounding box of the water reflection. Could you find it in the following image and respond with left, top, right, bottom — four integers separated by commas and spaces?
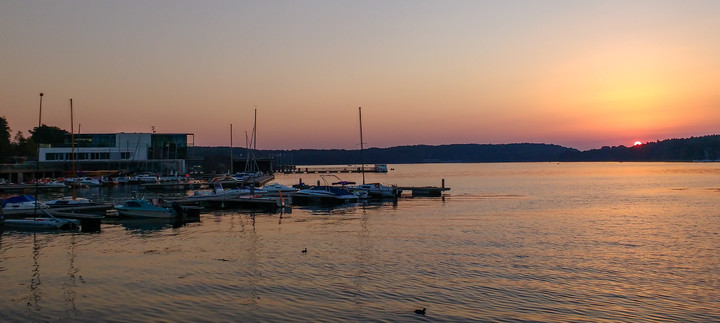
63, 234, 78, 319
27, 233, 45, 320
104, 217, 200, 233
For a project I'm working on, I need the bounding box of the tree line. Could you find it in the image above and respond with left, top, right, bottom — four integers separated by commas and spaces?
4, 115, 720, 164
0, 116, 69, 163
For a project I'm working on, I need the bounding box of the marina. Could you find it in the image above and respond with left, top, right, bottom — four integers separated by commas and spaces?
1, 163, 719, 321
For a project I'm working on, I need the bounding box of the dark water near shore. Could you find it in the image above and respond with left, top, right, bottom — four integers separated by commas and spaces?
1, 162, 719, 322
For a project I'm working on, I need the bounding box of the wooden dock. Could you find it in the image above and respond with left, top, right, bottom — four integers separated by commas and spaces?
397, 179, 450, 197
140, 175, 275, 190
397, 186, 451, 197
169, 195, 288, 210
284, 165, 388, 174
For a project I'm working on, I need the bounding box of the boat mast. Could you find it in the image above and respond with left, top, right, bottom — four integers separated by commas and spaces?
230, 123, 233, 174
359, 107, 365, 185
70, 98, 76, 200
34, 92, 43, 217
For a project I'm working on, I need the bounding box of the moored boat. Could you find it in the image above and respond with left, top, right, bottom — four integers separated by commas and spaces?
44, 196, 97, 208
2, 194, 44, 210
348, 183, 401, 198
114, 199, 175, 218
292, 186, 359, 205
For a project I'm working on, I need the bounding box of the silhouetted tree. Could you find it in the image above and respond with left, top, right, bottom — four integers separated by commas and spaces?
29, 125, 69, 145
0, 116, 12, 162
13, 131, 35, 159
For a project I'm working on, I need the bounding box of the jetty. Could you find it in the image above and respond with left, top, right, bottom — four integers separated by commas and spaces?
397, 179, 450, 197
140, 175, 275, 190
283, 164, 388, 174
170, 195, 289, 210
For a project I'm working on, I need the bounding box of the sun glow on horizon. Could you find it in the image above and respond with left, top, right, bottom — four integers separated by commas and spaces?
634, 141, 643, 146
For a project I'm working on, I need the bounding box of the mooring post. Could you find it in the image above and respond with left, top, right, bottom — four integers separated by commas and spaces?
442, 178, 445, 190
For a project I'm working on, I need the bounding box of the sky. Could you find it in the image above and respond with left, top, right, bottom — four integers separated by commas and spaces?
2, 0, 719, 150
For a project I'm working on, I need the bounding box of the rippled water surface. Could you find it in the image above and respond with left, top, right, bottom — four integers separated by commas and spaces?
2, 163, 719, 322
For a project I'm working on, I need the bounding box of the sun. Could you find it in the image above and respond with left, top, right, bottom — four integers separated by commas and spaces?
633, 141, 643, 146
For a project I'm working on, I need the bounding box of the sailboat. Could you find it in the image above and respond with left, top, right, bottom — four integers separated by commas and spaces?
347, 107, 401, 198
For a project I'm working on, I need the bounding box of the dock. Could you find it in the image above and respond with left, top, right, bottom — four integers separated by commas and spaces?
284, 164, 388, 174
169, 195, 288, 210
140, 175, 275, 190
397, 186, 451, 197
397, 179, 450, 197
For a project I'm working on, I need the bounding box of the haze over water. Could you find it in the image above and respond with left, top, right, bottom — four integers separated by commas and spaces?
1, 162, 719, 321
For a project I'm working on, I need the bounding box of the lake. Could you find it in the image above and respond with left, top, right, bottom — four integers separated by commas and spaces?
1, 162, 719, 322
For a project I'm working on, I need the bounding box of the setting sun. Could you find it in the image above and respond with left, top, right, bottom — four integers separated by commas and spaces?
634, 141, 643, 146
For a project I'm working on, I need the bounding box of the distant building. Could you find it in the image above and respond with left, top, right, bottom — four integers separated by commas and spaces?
39, 133, 193, 174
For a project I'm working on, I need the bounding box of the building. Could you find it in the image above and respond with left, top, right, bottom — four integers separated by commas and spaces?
39, 132, 193, 175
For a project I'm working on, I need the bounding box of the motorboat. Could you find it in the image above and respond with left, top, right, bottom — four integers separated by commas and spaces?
348, 183, 401, 198
188, 181, 263, 199
292, 186, 359, 205
1, 206, 80, 230
114, 199, 176, 218
44, 196, 97, 208
2, 195, 43, 210
65, 177, 102, 187
3, 216, 80, 230
261, 182, 298, 194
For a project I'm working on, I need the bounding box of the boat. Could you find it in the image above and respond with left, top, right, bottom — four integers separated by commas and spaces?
65, 177, 102, 187
292, 186, 359, 205
44, 196, 97, 208
348, 183, 401, 198
1, 206, 80, 230
188, 181, 263, 199
3, 216, 80, 230
261, 182, 298, 194
114, 199, 176, 218
2, 194, 43, 210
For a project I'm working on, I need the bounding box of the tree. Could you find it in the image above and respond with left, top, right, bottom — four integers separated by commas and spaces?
29, 125, 69, 145
0, 116, 12, 162
13, 131, 35, 159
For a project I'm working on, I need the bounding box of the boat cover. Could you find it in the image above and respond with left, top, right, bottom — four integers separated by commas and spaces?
2, 195, 36, 208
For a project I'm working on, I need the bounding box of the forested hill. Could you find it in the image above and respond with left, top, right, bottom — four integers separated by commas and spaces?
190, 143, 577, 165
190, 135, 720, 164
558, 135, 720, 162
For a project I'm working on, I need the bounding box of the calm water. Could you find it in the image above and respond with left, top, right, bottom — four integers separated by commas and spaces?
1, 163, 719, 322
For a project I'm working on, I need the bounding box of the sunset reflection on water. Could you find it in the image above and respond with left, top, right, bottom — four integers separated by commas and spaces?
1, 163, 719, 321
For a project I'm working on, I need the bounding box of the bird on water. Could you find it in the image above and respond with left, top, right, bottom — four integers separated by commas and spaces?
414, 308, 426, 315
301, 248, 307, 253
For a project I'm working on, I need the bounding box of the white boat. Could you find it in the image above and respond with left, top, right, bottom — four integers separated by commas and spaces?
189, 181, 263, 199
348, 183, 401, 198
40, 181, 68, 189
261, 182, 298, 194
114, 199, 176, 218
3, 216, 80, 230
65, 177, 102, 187
44, 196, 97, 208
2, 195, 44, 210
292, 186, 359, 205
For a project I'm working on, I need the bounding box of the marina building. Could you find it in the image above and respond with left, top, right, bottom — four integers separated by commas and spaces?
38, 132, 193, 175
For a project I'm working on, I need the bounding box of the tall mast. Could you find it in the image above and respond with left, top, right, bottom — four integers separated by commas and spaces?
70, 99, 76, 200
359, 107, 365, 185
230, 123, 233, 174
34, 92, 43, 216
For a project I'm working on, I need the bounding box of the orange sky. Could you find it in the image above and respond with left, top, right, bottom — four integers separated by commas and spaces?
2, 1, 719, 150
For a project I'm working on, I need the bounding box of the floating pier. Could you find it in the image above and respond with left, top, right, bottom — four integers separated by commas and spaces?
284, 164, 388, 174
140, 175, 275, 190
397, 179, 450, 197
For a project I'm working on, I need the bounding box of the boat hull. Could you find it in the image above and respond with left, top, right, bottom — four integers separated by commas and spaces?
116, 209, 175, 219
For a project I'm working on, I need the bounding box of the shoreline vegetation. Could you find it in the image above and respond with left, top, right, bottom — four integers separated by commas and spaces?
2, 117, 719, 165
191, 135, 720, 165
